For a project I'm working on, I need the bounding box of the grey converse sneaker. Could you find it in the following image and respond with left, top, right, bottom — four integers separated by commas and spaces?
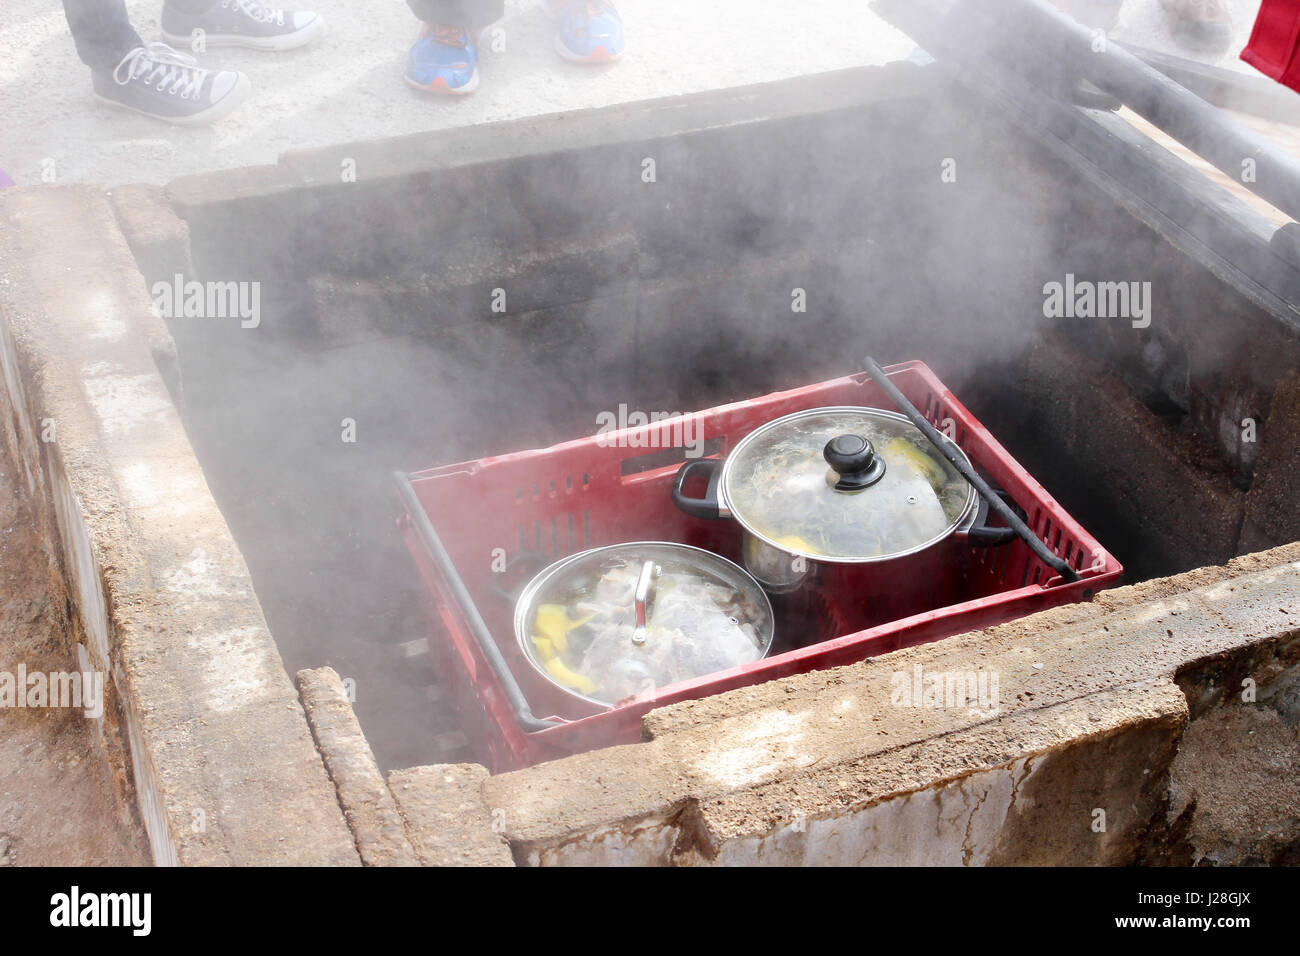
161, 0, 323, 52
93, 43, 250, 125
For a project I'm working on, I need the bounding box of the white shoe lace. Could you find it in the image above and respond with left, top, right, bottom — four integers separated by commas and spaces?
224, 0, 287, 27
113, 43, 207, 99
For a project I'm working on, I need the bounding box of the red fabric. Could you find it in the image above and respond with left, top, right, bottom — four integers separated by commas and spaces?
1242, 0, 1300, 92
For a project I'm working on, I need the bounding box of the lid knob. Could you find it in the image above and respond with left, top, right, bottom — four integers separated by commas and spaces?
824, 434, 887, 491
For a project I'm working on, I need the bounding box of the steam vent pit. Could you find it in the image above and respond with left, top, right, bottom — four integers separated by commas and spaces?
1, 0, 1298, 873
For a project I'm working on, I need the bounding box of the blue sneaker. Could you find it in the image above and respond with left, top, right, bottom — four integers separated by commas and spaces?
405, 24, 480, 95
549, 1, 624, 63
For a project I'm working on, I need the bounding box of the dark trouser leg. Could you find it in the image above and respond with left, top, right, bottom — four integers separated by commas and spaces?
406, 0, 506, 30
62, 0, 143, 73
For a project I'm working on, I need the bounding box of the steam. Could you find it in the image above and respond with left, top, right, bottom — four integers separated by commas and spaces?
154, 0, 1283, 771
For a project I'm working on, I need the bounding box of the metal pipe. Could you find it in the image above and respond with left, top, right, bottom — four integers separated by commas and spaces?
1115, 41, 1300, 125
877, 0, 1300, 224
394, 471, 560, 732
862, 359, 1081, 584
1002, 0, 1300, 223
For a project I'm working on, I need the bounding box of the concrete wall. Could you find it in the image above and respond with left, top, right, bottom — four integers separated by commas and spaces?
442, 543, 1293, 865
0, 184, 359, 866
296, 542, 1298, 866
325, 542, 1296, 866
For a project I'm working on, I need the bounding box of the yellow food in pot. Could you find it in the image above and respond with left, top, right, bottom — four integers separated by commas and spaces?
773, 533, 817, 554
546, 656, 598, 694
883, 437, 947, 490
534, 603, 592, 654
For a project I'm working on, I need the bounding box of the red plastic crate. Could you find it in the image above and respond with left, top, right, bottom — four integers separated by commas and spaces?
397, 361, 1122, 770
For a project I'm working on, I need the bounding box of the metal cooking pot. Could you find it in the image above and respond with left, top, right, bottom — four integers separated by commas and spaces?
671, 406, 1015, 596
514, 542, 775, 708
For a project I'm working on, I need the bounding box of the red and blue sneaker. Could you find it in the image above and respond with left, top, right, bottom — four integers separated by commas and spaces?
405, 24, 479, 95
549, 1, 624, 63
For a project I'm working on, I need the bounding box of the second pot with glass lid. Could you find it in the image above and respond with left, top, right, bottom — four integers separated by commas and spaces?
514, 542, 775, 709
671, 406, 1012, 596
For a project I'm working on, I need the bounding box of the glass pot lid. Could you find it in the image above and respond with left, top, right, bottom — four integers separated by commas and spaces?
516, 543, 775, 707
721, 407, 976, 562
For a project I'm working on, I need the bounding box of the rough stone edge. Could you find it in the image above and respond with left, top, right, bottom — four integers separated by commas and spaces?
273, 61, 938, 188
690, 680, 1188, 865
501, 681, 1184, 865
478, 544, 1298, 858
0, 183, 359, 866
388, 764, 515, 867
297, 667, 419, 867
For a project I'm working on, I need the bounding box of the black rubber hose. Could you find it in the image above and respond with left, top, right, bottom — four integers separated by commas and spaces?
395, 471, 560, 732
862, 359, 1081, 584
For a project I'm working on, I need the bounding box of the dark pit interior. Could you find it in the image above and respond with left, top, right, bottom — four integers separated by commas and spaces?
157, 64, 1300, 771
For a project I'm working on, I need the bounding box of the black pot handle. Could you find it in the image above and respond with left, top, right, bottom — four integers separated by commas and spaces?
484, 550, 550, 606
671, 458, 724, 520
959, 489, 1025, 548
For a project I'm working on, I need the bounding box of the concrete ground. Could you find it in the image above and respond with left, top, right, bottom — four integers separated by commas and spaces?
1, 0, 914, 189
0, 0, 1271, 189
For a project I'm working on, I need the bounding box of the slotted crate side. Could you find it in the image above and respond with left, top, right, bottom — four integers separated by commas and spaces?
922, 376, 1118, 588
406, 433, 746, 732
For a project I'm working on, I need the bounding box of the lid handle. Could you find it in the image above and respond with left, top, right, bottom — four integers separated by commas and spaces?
631, 560, 655, 646
824, 434, 887, 491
